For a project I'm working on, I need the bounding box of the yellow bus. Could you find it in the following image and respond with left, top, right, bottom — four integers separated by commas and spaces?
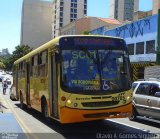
13, 35, 132, 123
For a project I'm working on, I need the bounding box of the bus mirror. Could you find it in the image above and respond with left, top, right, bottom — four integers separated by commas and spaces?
55, 53, 60, 63
120, 71, 127, 75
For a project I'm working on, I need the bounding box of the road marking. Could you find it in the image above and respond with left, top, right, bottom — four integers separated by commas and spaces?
107, 119, 151, 132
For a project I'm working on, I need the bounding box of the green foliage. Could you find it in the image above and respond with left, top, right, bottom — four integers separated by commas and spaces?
0, 62, 5, 69
3, 45, 32, 71
82, 30, 91, 35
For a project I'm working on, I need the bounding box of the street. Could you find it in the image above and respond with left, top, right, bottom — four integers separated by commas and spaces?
0, 79, 159, 139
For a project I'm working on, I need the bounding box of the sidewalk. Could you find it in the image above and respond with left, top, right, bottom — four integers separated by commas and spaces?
0, 89, 23, 133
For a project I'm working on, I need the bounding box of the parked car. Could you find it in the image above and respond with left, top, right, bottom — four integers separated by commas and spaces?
129, 80, 160, 122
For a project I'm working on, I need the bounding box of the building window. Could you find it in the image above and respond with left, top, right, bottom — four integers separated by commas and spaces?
60, 12, 63, 17
60, 7, 63, 11
60, 1, 63, 6
71, 8, 74, 13
71, 0, 77, 2
70, 14, 73, 18
60, 23, 63, 27
146, 40, 155, 54
136, 42, 144, 54
71, 3, 74, 7
127, 44, 134, 55
60, 18, 63, 22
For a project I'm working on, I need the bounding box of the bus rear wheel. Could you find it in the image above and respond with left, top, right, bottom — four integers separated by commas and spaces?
20, 93, 25, 109
42, 99, 50, 122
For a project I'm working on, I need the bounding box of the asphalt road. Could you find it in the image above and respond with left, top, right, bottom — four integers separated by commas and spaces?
0, 77, 159, 139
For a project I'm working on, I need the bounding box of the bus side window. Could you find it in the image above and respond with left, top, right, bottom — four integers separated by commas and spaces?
18, 62, 24, 78
32, 55, 38, 77
38, 51, 48, 77
30, 57, 34, 76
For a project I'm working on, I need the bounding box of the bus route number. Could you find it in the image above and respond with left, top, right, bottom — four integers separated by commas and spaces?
112, 93, 125, 101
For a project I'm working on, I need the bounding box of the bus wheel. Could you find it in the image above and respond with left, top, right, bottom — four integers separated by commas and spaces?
20, 93, 24, 109
129, 106, 138, 121
42, 99, 50, 122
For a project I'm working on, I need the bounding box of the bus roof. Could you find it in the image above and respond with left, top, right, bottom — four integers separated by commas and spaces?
14, 35, 124, 65
14, 36, 61, 65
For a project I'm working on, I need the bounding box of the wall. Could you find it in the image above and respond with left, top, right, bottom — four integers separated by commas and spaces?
104, 15, 158, 62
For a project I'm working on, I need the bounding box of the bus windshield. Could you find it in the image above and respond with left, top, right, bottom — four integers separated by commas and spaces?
61, 49, 131, 94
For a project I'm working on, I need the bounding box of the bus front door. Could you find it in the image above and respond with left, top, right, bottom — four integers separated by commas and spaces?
50, 54, 59, 118
25, 62, 30, 107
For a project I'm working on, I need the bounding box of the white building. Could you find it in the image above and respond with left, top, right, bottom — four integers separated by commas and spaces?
109, 0, 139, 22
21, 0, 52, 49
0, 48, 10, 56
52, 0, 87, 38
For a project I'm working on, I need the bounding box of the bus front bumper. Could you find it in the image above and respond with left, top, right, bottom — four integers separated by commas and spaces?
59, 103, 132, 124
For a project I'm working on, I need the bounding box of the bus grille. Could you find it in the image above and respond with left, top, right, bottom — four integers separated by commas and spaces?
83, 112, 120, 118
81, 101, 119, 107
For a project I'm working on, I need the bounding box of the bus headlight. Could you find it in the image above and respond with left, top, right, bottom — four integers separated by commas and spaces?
67, 100, 72, 105
126, 96, 130, 100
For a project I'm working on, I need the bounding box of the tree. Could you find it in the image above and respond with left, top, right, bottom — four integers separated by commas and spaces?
82, 30, 91, 35
0, 62, 5, 69
4, 45, 32, 71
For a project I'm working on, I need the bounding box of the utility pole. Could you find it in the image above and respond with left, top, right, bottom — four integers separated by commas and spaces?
156, 0, 160, 64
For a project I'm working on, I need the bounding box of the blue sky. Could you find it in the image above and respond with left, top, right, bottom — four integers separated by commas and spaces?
0, 0, 152, 53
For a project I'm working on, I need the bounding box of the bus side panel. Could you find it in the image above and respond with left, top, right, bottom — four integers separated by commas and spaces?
18, 78, 26, 103
29, 77, 49, 112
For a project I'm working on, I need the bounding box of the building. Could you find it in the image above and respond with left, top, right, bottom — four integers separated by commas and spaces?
133, 10, 152, 21
52, 0, 87, 38
133, 0, 159, 21
21, 0, 52, 49
0, 49, 10, 56
90, 15, 158, 80
152, 0, 158, 15
60, 16, 121, 35
109, 0, 139, 22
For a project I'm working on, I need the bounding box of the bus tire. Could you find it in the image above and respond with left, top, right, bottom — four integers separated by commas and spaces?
129, 106, 138, 121
20, 93, 25, 109
41, 99, 50, 123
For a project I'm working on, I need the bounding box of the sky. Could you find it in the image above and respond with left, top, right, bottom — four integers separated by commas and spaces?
0, 0, 152, 54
